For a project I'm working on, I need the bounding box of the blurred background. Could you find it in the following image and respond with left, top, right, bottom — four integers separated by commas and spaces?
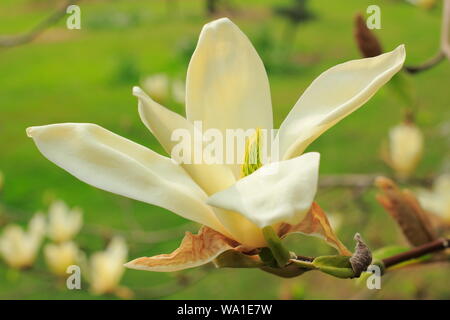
0, 0, 449, 299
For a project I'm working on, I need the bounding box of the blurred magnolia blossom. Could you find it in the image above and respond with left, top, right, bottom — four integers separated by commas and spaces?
406, 0, 437, 10
44, 241, 81, 276
47, 200, 83, 243
172, 78, 186, 104
417, 174, 450, 221
27, 18, 405, 272
0, 213, 46, 269
141, 74, 185, 104
141, 73, 170, 102
89, 237, 128, 295
387, 121, 424, 179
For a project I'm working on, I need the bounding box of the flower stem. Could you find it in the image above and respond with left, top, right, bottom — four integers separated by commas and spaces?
262, 226, 291, 267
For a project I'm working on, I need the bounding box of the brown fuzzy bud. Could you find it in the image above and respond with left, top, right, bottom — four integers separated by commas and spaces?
354, 13, 383, 57
350, 233, 372, 277
375, 177, 437, 246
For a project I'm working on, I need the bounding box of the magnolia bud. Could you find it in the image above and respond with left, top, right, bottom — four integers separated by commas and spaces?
354, 13, 383, 58
388, 121, 424, 179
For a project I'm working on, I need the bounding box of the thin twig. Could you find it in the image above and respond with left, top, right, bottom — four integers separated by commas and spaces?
318, 174, 433, 189
404, 0, 450, 74
404, 52, 446, 74
0, 0, 80, 48
382, 238, 449, 268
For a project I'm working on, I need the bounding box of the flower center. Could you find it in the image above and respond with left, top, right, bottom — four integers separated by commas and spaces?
240, 128, 263, 178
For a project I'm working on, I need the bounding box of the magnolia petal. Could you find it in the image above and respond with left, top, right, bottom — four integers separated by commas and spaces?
125, 226, 236, 272
186, 17, 273, 133
134, 86, 236, 195
186, 18, 273, 177
281, 202, 351, 256
277, 45, 406, 160
207, 152, 320, 228
27, 123, 230, 236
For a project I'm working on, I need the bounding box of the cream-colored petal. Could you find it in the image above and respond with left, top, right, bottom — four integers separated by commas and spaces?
277, 45, 406, 160
186, 18, 273, 176
27, 123, 229, 236
207, 152, 320, 228
134, 86, 236, 195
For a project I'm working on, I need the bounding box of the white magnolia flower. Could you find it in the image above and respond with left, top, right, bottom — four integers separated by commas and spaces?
406, 0, 436, 9
47, 200, 83, 243
388, 122, 424, 179
172, 78, 186, 104
417, 174, 450, 221
27, 18, 405, 269
89, 237, 127, 295
44, 241, 80, 276
141, 73, 170, 102
0, 213, 46, 269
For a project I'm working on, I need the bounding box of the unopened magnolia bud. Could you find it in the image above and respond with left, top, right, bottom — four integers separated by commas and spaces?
376, 176, 437, 246
388, 122, 424, 180
354, 13, 383, 58
349, 233, 372, 277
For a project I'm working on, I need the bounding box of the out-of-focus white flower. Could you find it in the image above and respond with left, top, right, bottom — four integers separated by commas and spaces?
89, 237, 127, 295
44, 241, 80, 276
47, 200, 83, 243
417, 174, 450, 221
388, 122, 424, 179
141, 74, 170, 102
0, 213, 46, 269
406, 0, 436, 10
172, 79, 185, 104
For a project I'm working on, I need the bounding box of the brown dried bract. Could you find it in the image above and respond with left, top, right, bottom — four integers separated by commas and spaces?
125, 226, 238, 272
354, 13, 383, 58
279, 202, 352, 256
376, 176, 437, 246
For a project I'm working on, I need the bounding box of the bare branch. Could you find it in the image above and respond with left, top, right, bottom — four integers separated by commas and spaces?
382, 238, 450, 268
0, 0, 80, 48
404, 0, 450, 74
319, 174, 433, 189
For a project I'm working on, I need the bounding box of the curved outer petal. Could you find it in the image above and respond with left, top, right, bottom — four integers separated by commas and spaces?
207, 152, 320, 228
186, 17, 273, 176
27, 123, 230, 237
134, 87, 236, 195
277, 45, 406, 160
125, 226, 235, 272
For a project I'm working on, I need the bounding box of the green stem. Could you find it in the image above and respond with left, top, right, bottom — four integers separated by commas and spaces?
262, 226, 291, 267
